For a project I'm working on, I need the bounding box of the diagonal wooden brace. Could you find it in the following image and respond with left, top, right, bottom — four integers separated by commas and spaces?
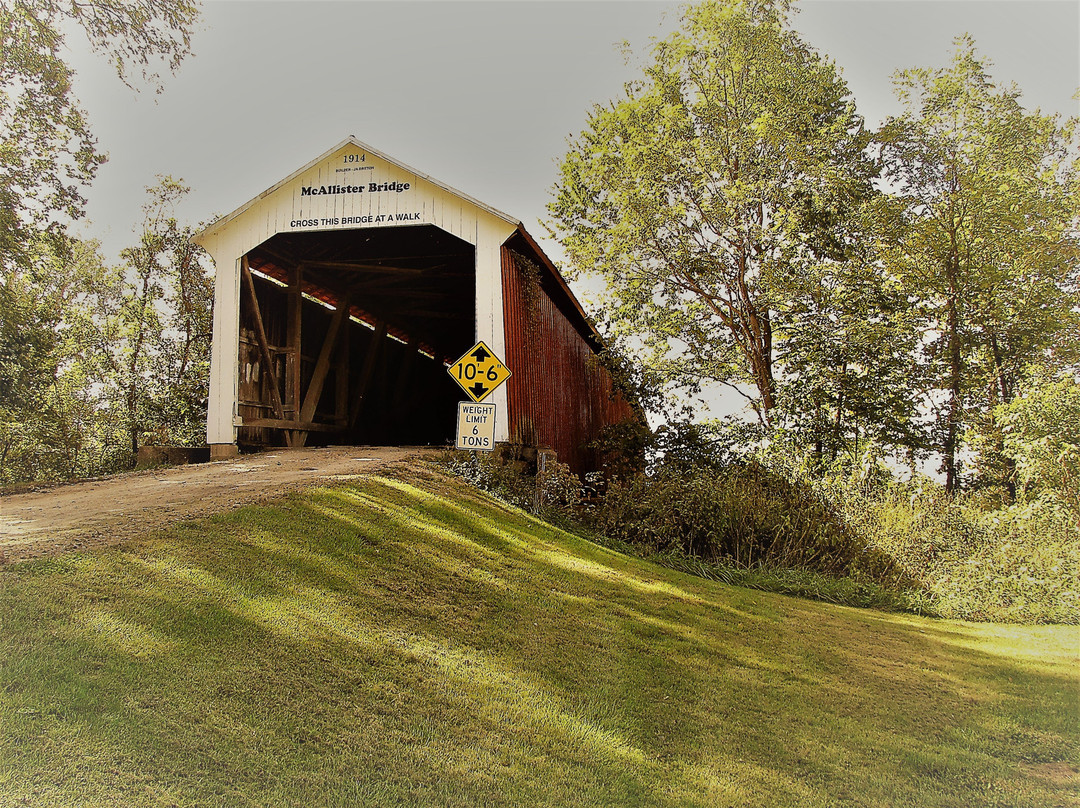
240, 256, 286, 422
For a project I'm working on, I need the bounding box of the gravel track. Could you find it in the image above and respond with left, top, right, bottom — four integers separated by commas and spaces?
0, 446, 431, 564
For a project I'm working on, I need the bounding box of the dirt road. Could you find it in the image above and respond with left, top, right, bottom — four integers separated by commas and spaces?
0, 446, 430, 564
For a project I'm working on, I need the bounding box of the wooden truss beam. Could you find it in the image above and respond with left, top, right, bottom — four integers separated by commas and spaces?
241, 418, 340, 433
299, 293, 349, 426
301, 261, 428, 275
285, 265, 303, 447
349, 319, 387, 431
240, 256, 286, 422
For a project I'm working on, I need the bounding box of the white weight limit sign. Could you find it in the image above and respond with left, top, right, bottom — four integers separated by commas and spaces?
456, 402, 496, 451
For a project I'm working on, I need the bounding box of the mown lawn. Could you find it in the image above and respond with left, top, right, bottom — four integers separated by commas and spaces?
1, 466, 1076, 807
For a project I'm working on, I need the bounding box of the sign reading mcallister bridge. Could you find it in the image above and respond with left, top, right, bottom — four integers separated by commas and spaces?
300, 180, 412, 196
286, 150, 424, 230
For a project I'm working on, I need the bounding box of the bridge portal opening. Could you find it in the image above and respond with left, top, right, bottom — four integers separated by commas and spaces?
236, 224, 474, 449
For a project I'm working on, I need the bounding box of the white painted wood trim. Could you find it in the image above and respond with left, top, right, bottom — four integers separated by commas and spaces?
194, 135, 518, 245
206, 252, 240, 446
474, 225, 512, 441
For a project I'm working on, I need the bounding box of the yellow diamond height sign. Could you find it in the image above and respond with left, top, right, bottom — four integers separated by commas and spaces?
448, 340, 511, 403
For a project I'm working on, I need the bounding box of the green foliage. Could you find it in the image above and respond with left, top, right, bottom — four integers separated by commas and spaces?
436, 449, 534, 509
650, 419, 760, 473
0, 251, 60, 412
592, 463, 902, 582
535, 456, 584, 512
0, 3, 101, 268
548, 0, 878, 423
552, 14, 1078, 491
0, 0, 200, 272
774, 254, 927, 462
592, 415, 766, 479
0, 0, 203, 484
434, 447, 581, 518
0, 181, 212, 485
588, 418, 654, 480
441, 420, 1073, 623
757, 428, 1077, 625
997, 372, 1080, 514
0, 237, 122, 483
836, 481, 1078, 625
93, 177, 214, 454
878, 35, 1080, 490
573, 418, 1078, 624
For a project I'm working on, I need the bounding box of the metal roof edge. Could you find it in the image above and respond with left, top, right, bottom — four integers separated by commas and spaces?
506, 226, 646, 422
193, 135, 519, 245
508, 224, 604, 345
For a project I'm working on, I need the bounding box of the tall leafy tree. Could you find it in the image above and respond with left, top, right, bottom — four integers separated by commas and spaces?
548, 0, 879, 425
0, 236, 118, 483
83, 178, 212, 457
0, 243, 60, 481
0, 0, 200, 482
774, 244, 925, 464
998, 369, 1080, 516
129, 177, 213, 450
0, 0, 200, 270
0, 180, 212, 484
879, 36, 1080, 492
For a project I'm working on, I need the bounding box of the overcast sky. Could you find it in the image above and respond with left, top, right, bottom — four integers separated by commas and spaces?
69, 0, 1078, 268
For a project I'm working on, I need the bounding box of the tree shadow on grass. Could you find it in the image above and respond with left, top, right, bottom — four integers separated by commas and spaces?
0, 472, 1077, 807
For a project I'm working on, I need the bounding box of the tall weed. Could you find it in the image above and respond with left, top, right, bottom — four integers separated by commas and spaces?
813, 478, 1078, 624
591, 463, 905, 582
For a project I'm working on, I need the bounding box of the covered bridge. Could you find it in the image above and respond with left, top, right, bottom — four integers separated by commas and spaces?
194, 137, 638, 474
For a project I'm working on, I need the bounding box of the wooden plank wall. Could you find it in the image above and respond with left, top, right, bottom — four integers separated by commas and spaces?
501, 246, 639, 475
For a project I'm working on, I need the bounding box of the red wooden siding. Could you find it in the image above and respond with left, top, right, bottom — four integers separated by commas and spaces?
501, 238, 639, 475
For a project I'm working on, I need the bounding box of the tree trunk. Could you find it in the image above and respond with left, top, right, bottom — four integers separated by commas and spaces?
943, 251, 963, 494
988, 330, 1016, 500
832, 362, 848, 461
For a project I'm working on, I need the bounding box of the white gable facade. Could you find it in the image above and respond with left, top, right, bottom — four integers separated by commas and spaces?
195, 137, 518, 455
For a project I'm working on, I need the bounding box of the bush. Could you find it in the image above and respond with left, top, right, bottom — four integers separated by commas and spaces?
434, 447, 583, 518
591, 462, 904, 581
813, 474, 1078, 624
437, 434, 1078, 624
999, 374, 1080, 515
434, 448, 533, 509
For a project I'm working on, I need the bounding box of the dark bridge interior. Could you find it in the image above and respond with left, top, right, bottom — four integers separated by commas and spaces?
236, 225, 476, 449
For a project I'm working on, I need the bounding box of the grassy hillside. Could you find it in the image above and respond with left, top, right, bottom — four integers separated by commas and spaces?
1, 465, 1076, 807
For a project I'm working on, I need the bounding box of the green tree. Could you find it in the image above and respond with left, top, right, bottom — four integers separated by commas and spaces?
0, 0, 201, 483
0, 245, 60, 481
774, 248, 925, 465
0, 0, 200, 271
0, 181, 211, 485
998, 370, 1080, 516
548, 0, 879, 425
131, 177, 213, 449
83, 178, 212, 458
0, 236, 118, 483
879, 36, 1080, 492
